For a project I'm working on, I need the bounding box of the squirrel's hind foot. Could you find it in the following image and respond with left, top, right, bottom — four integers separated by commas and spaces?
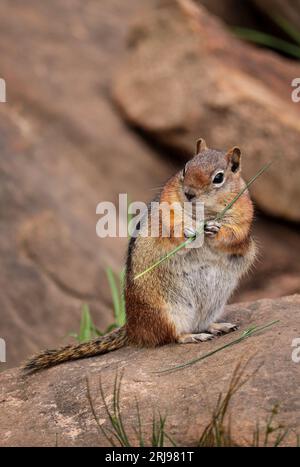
178, 332, 214, 344
207, 322, 238, 335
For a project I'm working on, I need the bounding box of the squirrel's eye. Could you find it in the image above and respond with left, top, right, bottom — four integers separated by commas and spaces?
212, 171, 224, 185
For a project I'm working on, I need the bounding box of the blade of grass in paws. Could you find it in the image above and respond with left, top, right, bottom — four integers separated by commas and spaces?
215, 161, 273, 221
134, 161, 272, 281
134, 235, 197, 280
157, 320, 279, 374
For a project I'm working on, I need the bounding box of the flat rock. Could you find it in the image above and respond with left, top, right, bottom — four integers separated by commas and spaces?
0, 295, 299, 446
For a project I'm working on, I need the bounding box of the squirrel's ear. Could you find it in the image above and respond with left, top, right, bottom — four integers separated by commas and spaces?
226, 146, 241, 173
195, 138, 207, 154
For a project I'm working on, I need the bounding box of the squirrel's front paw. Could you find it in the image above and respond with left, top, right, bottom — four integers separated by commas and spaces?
184, 227, 196, 239
204, 220, 221, 237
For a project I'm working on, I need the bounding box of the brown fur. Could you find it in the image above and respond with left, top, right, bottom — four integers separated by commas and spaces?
23, 141, 255, 373
213, 193, 254, 255
125, 296, 177, 347
23, 327, 127, 373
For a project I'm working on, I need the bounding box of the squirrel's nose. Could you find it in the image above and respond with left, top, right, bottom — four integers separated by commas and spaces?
184, 189, 196, 202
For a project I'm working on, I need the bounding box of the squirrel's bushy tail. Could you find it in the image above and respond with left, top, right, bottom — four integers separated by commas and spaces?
23, 326, 127, 373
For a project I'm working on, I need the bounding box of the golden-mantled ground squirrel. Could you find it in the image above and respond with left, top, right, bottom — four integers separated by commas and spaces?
24, 139, 256, 372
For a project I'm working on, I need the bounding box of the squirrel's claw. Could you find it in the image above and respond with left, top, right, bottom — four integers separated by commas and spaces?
184, 227, 196, 239
208, 322, 238, 335
178, 332, 214, 344
204, 220, 221, 237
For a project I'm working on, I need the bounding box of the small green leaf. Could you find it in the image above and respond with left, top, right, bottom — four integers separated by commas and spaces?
271, 15, 300, 47
78, 304, 93, 342
68, 332, 79, 339
105, 323, 118, 333
117, 269, 126, 326
106, 267, 121, 321
234, 27, 300, 59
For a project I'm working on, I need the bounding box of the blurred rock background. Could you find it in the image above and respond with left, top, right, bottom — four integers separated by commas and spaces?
0, 0, 299, 369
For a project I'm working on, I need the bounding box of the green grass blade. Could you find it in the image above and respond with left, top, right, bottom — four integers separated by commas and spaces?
273, 428, 289, 447
104, 323, 118, 334
151, 416, 159, 447
68, 332, 79, 339
79, 304, 93, 342
157, 320, 279, 374
88, 369, 297, 447
135, 161, 273, 281
118, 269, 126, 326
159, 413, 167, 447
164, 432, 177, 447
86, 377, 118, 447
70, 304, 101, 342
215, 161, 273, 220
99, 375, 127, 446
73, 268, 127, 341
106, 267, 121, 321
272, 15, 300, 47
234, 28, 300, 59
134, 397, 145, 447
134, 236, 194, 280
115, 372, 131, 447
91, 323, 103, 336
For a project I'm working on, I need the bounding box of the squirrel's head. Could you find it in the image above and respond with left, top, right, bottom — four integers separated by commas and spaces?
180, 138, 244, 215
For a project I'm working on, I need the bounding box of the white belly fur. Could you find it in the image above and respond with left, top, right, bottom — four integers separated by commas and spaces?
166, 245, 251, 334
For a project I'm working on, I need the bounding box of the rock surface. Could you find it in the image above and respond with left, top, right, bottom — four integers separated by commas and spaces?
0, 295, 299, 447
114, 0, 300, 221
0, 0, 170, 368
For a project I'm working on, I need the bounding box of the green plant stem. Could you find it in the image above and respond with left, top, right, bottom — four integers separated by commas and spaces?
134, 236, 195, 280
106, 267, 121, 319
157, 320, 279, 374
272, 15, 300, 46
235, 27, 300, 59
134, 161, 273, 281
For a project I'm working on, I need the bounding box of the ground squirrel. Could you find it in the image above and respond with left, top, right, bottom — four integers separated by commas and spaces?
24, 139, 256, 372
